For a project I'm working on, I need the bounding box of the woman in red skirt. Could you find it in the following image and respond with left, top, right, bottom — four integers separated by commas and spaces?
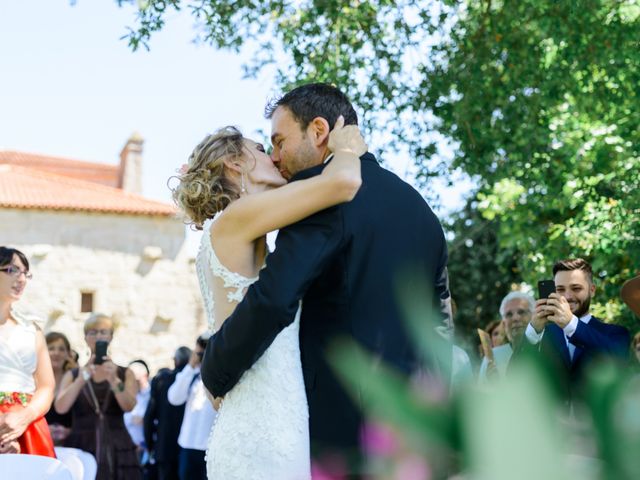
0, 246, 56, 457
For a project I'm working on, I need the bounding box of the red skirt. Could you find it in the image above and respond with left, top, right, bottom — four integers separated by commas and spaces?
0, 392, 56, 458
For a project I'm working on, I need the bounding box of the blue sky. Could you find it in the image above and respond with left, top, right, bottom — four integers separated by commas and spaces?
1, 1, 276, 203
0, 1, 469, 215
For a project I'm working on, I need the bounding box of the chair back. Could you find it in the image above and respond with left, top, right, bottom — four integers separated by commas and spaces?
0, 453, 74, 479
55, 447, 98, 480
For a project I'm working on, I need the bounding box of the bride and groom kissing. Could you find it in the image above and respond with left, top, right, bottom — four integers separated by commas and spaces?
172, 82, 451, 479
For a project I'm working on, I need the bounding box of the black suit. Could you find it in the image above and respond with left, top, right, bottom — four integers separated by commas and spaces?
201, 153, 450, 459
520, 316, 629, 400
143, 368, 186, 480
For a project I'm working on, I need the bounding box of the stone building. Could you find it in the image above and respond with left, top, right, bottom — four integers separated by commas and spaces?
0, 135, 205, 374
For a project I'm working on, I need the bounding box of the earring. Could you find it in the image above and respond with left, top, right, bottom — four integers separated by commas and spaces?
241, 172, 247, 194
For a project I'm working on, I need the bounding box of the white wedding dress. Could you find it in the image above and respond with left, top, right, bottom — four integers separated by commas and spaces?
197, 215, 310, 480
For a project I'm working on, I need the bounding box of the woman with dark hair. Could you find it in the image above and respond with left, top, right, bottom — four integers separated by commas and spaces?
45, 331, 76, 445
486, 319, 507, 348
0, 246, 56, 457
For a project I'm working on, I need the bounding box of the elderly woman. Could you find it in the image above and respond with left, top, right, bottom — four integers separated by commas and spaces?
55, 313, 142, 479
0, 246, 56, 456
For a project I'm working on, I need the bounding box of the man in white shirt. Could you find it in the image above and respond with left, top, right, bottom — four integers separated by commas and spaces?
522, 258, 629, 401
124, 359, 151, 461
168, 334, 216, 480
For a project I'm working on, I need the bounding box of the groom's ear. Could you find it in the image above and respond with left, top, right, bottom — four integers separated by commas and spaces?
307, 116, 331, 147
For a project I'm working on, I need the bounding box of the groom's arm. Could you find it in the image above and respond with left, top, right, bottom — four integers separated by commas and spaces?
201, 206, 344, 397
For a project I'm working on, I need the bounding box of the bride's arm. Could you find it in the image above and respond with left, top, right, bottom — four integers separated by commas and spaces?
214, 117, 366, 243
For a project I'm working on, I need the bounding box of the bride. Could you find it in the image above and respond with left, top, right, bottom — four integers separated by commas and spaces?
171, 116, 366, 479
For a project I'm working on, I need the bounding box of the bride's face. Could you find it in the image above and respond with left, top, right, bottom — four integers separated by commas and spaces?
0, 254, 29, 303
243, 139, 287, 191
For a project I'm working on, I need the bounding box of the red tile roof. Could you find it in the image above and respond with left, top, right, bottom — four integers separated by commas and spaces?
0, 150, 120, 188
0, 164, 176, 216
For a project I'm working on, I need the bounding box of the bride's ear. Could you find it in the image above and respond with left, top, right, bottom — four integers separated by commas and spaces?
307, 117, 331, 147
222, 157, 245, 175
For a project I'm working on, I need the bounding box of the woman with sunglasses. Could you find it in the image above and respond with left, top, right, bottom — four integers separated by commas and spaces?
0, 246, 56, 457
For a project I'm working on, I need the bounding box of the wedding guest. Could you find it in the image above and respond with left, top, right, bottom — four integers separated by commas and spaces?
478, 292, 535, 383
0, 246, 56, 457
522, 258, 630, 402
622, 275, 640, 369
486, 319, 507, 348
55, 313, 142, 479
45, 331, 76, 445
124, 359, 151, 463
168, 335, 215, 480
144, 346, 191, 480
631, 332, 640, 367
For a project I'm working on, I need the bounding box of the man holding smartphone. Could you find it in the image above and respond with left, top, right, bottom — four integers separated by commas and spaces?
523, 258, 630, 400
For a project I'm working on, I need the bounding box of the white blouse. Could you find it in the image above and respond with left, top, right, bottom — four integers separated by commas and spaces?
0, 310, 38, 393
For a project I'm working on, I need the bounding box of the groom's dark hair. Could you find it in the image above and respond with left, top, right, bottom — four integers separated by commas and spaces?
264, 83, 358, 131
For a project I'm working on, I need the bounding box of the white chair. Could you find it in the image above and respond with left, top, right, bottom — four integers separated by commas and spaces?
0, 453, 74, 479
55, 447, 98, 480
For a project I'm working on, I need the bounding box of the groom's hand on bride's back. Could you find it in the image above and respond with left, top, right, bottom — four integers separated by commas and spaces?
204, 388, 223, 411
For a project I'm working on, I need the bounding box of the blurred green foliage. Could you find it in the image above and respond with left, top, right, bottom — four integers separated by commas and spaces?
445, 194, 521, 344
328, 293, 640, 479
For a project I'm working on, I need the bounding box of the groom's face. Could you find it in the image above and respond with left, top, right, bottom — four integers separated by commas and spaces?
270, 106, 322, 180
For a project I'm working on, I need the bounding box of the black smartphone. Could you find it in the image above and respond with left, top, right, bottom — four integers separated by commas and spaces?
537, 279, 556, 299
94, 340, 109, 365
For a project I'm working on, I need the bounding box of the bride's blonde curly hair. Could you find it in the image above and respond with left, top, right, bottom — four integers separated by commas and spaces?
170, 126, 245, 229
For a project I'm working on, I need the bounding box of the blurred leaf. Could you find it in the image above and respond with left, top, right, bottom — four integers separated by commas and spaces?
327, 337, 458, 451
394, 268, 453, 384
583, 360, 640, 480
462, 357, 572, 480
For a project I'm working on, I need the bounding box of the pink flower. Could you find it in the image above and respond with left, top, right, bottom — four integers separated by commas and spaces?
393, 454, 431, 480
177, 163, 189, 174
360, 421, 400, 457
311, 455, 347, 479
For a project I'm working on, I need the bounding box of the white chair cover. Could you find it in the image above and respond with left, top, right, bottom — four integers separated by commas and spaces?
55, 447, 98, 480
0, 453, 74, 479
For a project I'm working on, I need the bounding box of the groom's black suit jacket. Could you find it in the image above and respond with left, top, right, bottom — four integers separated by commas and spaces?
201, 153, 450, 455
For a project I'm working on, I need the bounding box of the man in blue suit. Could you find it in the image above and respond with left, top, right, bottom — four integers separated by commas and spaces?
523, 258, 629, 401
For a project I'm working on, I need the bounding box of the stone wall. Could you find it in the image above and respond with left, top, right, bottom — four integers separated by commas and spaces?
1, 208, 206, 375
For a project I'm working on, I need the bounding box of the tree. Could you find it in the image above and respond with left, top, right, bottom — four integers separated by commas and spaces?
117, 0, 640, 331
117, 0, 451, 190
444, 194, 521, 348
422, 0, 640, 330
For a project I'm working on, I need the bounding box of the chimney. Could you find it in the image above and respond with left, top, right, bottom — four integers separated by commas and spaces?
119, 132, 144, 194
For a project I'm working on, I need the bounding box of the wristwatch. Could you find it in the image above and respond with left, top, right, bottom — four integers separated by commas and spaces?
112, 381, 125, 393
81, 369, 91, 382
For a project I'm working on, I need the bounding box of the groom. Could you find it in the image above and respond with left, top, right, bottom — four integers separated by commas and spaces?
201, 83, 451, 468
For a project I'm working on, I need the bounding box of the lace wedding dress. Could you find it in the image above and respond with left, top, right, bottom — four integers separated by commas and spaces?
197, 215, 310, 480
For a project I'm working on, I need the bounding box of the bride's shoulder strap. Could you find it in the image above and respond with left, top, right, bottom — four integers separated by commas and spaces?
11, 307, 44, 331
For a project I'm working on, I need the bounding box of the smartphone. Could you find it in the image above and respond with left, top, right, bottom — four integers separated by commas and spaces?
94, 340, 109, 365
537, 279, 556, 299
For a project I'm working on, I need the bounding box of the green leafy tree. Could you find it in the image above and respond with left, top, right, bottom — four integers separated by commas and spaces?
422, 0, 640, 330
445, 194, 521, 346
116, 0, 452, 190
